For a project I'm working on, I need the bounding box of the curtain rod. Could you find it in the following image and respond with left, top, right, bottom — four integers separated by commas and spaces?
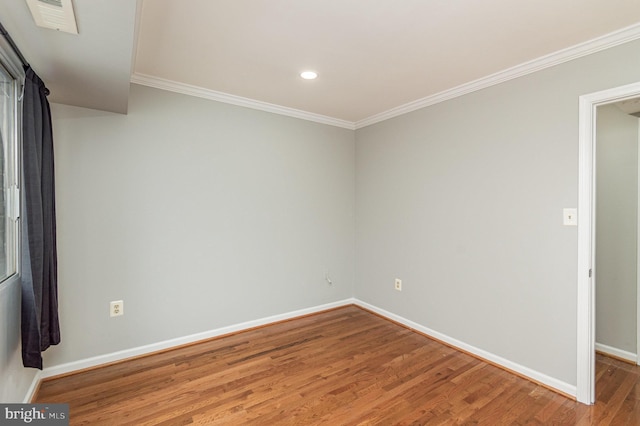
0, 20, 29, 68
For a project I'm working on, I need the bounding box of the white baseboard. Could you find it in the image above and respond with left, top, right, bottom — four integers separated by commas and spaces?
353, 300, 577, 398
27, 298, 356, 397
595, 342, 637, 363
27, 297, 576, 402
22, 370, 42, 403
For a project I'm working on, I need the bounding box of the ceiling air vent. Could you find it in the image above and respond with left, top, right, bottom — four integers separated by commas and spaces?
26, 0, 78, 34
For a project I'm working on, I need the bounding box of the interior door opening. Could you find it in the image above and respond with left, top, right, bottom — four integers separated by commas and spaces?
595, 99, 639, 368
577, 81, 640, 405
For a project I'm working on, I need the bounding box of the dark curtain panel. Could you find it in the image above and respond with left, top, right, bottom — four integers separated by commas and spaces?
21, 66, 59, 369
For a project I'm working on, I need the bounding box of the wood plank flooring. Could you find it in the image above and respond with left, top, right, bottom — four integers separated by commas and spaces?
34, 305, 640, 425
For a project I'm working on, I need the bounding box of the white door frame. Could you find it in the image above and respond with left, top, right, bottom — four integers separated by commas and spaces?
637, 118, 640, 367
577, 81, 640, 404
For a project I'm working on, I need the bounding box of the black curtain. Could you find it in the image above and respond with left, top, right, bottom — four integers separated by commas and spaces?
21, 65, 59, 369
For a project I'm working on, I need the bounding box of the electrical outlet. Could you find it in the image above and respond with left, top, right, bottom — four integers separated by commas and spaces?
394, 278, 402, 291
110, 300, 124, 317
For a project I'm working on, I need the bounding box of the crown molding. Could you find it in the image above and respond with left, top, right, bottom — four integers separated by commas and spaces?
131, 23, 640, 131
130, 73, 355, 130
354, 22, 640, 129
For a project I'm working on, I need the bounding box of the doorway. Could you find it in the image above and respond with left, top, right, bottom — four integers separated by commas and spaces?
577, 81, 640, 404
595, 101, 639, 366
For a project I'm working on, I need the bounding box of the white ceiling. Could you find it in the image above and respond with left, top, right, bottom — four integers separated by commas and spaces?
1, 0, 640, 126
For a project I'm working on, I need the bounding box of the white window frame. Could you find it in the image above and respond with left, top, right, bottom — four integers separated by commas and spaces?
0, 34, 24, 287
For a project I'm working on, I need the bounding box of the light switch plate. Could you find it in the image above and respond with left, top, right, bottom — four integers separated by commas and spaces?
563, 208, 577, 226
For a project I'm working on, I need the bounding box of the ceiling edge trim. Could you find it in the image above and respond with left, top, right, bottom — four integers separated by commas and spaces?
354, 22, 640, 129
130, 73, 356, 130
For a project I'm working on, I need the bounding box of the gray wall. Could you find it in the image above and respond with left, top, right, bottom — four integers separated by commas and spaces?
355, 39, 640, 386
44, 84, 355, 366
0, 279, 37, 401
596, 104, 638, 354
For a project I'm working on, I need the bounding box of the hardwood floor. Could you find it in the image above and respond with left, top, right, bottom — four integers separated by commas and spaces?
34, 306, 640, 425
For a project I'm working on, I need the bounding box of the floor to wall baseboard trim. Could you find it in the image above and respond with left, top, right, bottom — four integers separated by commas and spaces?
354, 300, 577, 399
25, 298, 356, 401
595, 342, 637, 364
22, 370, 42, 403
26, 297, 576, 402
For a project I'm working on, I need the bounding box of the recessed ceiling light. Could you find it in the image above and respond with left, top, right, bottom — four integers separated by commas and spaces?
300, 71, 318, 80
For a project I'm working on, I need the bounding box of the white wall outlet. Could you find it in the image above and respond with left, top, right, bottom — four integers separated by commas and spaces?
563, 208, 577, 226
110, 300, 124, 317
394, 278, 402, 291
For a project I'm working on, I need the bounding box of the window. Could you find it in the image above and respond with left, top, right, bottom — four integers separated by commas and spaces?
0, 59, 20, 283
